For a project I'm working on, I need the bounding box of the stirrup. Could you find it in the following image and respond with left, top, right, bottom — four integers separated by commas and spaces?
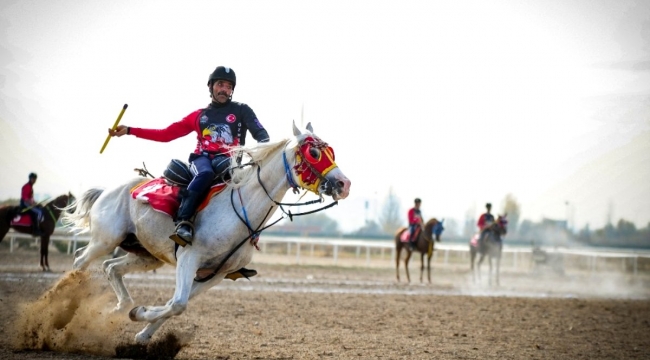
225, 268, 257, 281
169, 221, 194, 247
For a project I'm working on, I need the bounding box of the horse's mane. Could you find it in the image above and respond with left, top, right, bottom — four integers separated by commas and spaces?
227, 137, 293, 189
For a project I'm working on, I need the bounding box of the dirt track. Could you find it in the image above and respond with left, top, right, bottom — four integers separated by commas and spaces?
0, 249, 649, 360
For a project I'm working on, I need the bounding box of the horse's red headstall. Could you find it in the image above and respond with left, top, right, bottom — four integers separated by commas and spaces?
293, 136, 337, 193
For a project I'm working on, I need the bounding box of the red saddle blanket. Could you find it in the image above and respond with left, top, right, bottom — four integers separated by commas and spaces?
130, 178, 227, 218
399, 227, 421, 243
10, 213, 32, 227
470, 233, 480, 247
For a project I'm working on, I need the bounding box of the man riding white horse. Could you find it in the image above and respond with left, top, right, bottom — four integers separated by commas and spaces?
477, 202, 495, 246
108, 65, 270, 247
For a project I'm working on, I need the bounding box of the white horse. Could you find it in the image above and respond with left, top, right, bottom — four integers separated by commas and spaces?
62, 122, 351, 344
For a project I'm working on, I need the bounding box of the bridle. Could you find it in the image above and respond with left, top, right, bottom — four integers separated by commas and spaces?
193, 136, 340, 282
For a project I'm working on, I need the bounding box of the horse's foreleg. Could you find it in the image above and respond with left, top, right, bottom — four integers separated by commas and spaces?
420, 253, 425, 283
404, 252, 412, 283
496, 255, 501, 286
129, 251, 201, 344
40, 235, 50, 271
488, 256, 493, 286
103, 253, 164, 312
427, 255, 432, 284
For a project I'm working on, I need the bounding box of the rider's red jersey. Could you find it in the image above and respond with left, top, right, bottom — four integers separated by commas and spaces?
21, 182, 34, 203
129, 101, 270, 156
477, 213, 494, 231
408, 208, 422, 225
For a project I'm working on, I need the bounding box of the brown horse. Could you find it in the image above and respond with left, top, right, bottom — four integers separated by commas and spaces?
0, 192, 75, 271
470, 214, 508, 286
394, 218, 444, 283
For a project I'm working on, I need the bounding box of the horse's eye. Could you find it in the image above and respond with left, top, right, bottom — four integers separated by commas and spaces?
309, 147, 321, 159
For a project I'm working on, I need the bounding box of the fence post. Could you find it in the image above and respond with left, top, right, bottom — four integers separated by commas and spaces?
296, 241, 301, 264
333, 245, 338, 265
366, 246, 370, 266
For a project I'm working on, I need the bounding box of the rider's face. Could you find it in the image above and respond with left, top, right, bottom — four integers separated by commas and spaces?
212, 80, 234, 103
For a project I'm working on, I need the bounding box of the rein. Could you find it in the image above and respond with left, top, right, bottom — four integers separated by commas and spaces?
193, 147, 338, 283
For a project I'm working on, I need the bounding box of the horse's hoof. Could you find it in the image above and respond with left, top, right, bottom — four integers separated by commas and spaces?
134, 332, 152, 345
129, 306, 143, 321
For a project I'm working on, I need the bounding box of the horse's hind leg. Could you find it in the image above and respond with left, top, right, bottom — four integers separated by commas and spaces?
73, 230, 124, 271
103, 252, 164, 312
395, 246, 402, 282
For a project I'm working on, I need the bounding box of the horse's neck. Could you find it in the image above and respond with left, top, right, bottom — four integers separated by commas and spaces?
46, 197, 67, 219
422, 222, 434, 240
205, 149, 290, 225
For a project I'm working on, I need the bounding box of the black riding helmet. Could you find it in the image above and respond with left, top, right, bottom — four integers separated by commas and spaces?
207, 66, 236, 89
29, 172, 37, 179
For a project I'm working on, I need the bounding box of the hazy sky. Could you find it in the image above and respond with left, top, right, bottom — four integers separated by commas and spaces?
1, 0, 649, 233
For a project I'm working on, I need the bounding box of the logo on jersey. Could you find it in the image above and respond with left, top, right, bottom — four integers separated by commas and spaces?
202, 123, 234, 144
200, 114, 209, 124
226, 114, 236, 123
254, 119, 264, 129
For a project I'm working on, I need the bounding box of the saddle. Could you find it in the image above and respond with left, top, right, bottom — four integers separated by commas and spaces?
130, 159, 228, 218
9, 208, 43, 227
399, 227, 422, 243
163, 159, 227, 188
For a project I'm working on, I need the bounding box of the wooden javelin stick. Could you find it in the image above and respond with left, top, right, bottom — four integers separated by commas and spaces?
20, 198, 51, 213
99, 103, 128, 154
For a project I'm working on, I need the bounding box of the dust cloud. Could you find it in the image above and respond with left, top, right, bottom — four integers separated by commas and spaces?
11, 269, 131, 357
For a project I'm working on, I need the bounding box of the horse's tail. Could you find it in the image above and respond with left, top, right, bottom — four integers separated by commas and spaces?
60, 188, 104, 234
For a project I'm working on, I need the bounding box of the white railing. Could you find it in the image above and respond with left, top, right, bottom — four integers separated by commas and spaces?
3, 231, 648, 275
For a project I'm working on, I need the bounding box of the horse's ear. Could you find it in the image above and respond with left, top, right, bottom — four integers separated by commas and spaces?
306, 122, 313, 133
292, 120, 302, 136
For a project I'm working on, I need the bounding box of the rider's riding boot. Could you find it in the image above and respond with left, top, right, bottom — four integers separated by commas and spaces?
169, 190, 203, 247
225, 268, 258, 281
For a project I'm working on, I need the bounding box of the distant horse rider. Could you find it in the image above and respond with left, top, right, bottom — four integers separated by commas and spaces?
477, 202, 495, 244
21, 172, 43, 236
407, 198, 424, 250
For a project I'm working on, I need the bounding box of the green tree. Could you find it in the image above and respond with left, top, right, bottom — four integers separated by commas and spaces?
378, 186, 402, 235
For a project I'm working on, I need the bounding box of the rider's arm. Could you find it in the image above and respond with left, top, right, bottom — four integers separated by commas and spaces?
241, 104, 270, 143
477, 214, 485, 230
128, 110, 199, 142
407, 208, 418, 225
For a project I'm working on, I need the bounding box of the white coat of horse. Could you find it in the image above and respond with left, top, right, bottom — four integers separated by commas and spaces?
62, 122, 351, 344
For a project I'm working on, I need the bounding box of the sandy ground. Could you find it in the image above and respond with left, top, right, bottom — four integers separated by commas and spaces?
0, 248, 649, 360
